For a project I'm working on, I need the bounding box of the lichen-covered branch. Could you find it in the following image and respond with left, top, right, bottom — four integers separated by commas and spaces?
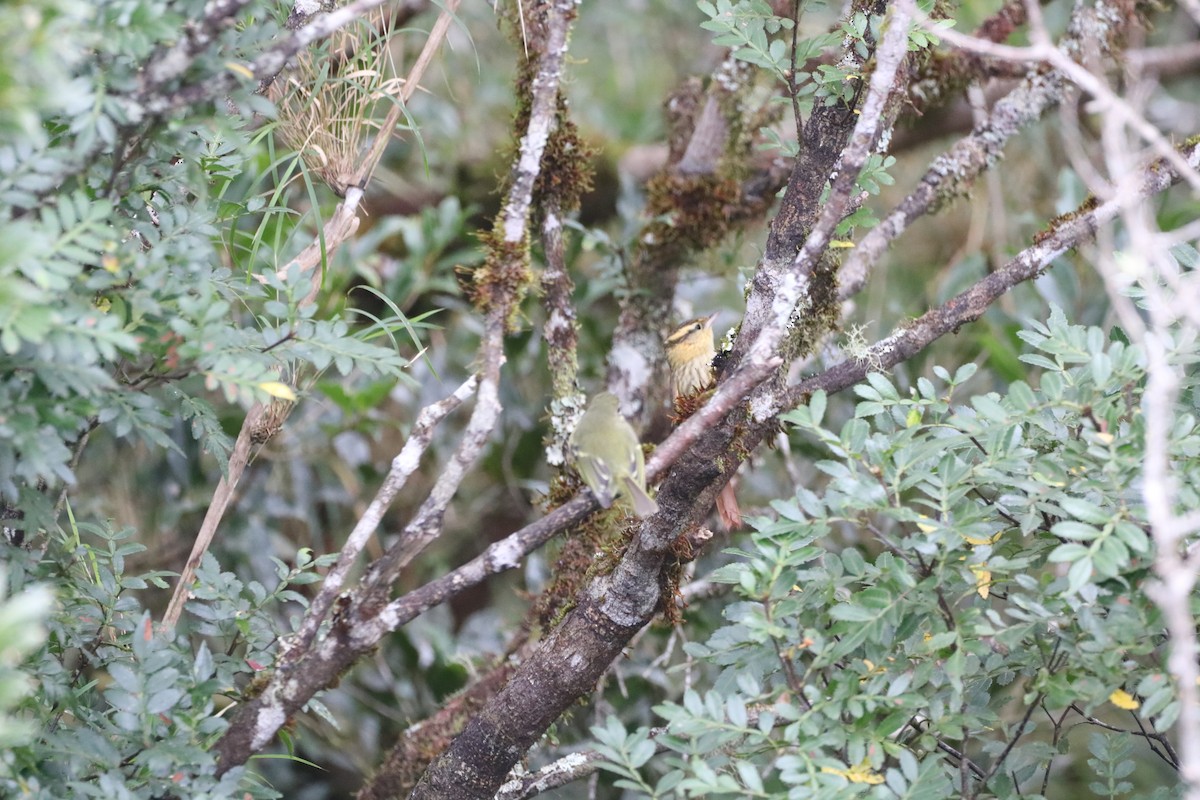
359, 322, 505, 593
782, 140, 1200, 413
163, 0, 460, 629
538, 93, 596, 463
838, 0, 1141, 301
290, 374, 478, 654
361, 0, 578, 591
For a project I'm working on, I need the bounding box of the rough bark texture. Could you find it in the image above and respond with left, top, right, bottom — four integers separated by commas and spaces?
410, 596, 644, 799
203, 0, 1164, 793
409, 3, 906, 796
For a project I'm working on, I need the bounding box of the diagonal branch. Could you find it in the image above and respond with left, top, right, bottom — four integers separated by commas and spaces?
211, 0, 579, 776
161, 2, 459, 630
290, 374, 478, 655
783, 139, 1200, 412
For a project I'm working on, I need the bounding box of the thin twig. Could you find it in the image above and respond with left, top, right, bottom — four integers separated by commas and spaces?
289, 374, 478, 654
980, 691, 1044, 788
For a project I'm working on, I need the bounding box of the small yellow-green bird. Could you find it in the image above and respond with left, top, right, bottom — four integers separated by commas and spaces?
569, 392, 659, 517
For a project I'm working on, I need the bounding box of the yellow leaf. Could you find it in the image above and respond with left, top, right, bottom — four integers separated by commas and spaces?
1110, 689, 1140, 710
829, 240, 856, 249
226, 61, 255, 79
963, 531, 1001, 546
970, 565, 991, 599
259, 381, 297, 401
822, 758, 884, 784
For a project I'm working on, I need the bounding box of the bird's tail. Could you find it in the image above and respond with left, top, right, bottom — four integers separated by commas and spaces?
622, 478, 659, 517
716, 482, 742, 531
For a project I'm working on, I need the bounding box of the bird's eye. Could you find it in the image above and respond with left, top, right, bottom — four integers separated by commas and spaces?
692, 323, 701, 332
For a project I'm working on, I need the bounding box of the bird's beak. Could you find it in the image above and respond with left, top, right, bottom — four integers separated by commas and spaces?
703, 312, 719, 329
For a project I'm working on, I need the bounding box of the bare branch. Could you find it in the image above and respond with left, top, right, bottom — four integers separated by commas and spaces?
361, 322, 506, 592
784, 139, 1200, 413
290, 374, 478, 655
924, 7, 1200, 193
839, 0, 1139, 301
349, 0, 460, 189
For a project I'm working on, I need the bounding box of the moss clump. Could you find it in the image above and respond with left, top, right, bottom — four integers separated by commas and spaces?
466, 231, 533, 330
780, 252, 842, 364
1034, 195, 1100, 245
535, 97, 597, 216
644, 172, 742, 254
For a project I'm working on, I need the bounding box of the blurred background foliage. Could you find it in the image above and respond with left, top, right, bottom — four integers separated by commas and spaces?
2, 0, 1200, 796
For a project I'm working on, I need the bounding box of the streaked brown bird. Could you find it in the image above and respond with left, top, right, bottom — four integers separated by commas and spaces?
663, 313, 743, 530
569, 392, 659, 517
664, 312, 719, 398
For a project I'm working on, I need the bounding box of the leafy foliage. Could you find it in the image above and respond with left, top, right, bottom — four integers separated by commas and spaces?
2, 518, 335, 798
0, 0, 421, 531
597, 307, 1186, 798
0, 0, 426, 796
